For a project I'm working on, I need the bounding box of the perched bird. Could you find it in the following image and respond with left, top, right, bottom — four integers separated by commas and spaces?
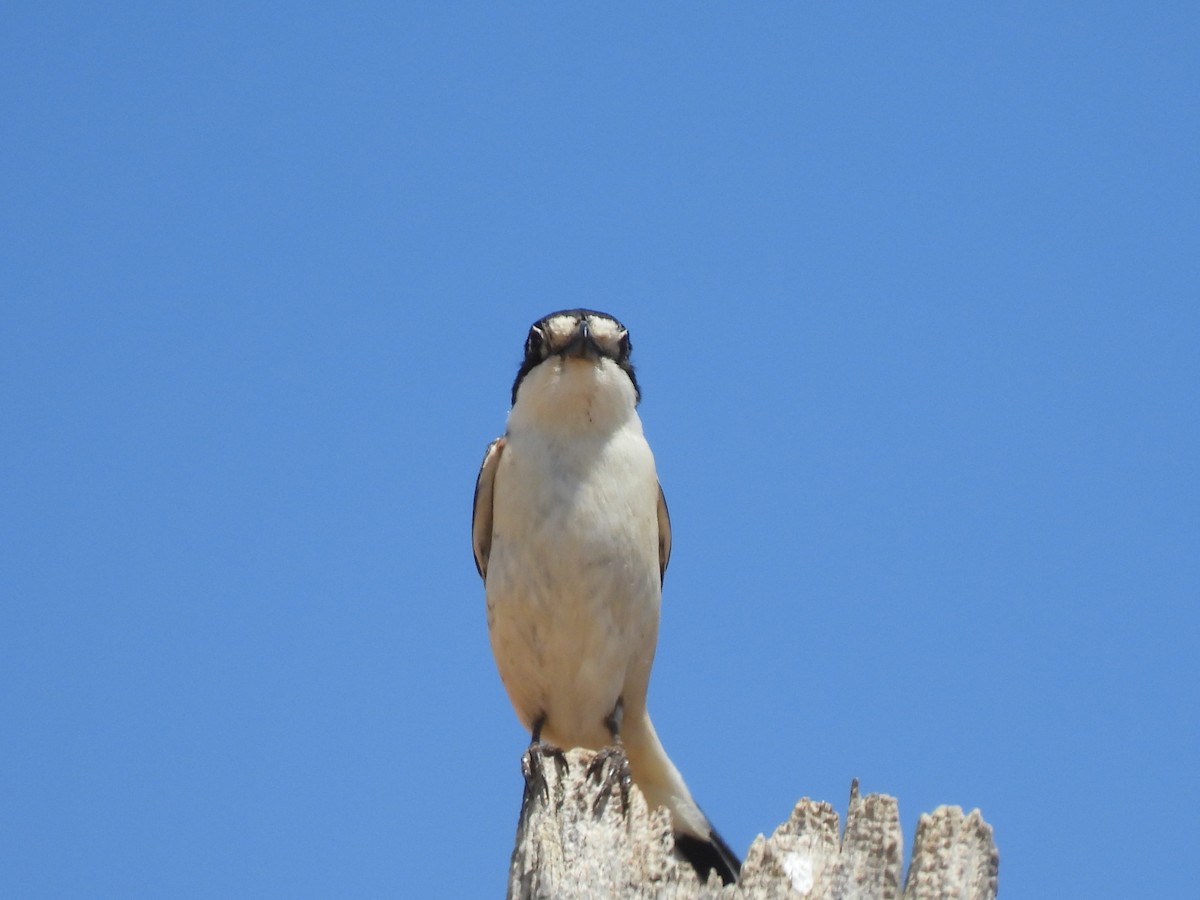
472, 309, 740, 885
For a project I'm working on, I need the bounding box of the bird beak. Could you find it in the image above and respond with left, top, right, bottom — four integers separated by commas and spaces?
561, 318, 601, 360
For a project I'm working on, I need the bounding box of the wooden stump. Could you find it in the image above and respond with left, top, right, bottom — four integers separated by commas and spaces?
507, 746, 998, 899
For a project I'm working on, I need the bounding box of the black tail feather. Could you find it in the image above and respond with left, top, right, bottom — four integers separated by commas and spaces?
674, 828, 741, 886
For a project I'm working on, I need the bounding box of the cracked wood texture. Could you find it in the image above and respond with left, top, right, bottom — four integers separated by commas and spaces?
507, 746, 998, 900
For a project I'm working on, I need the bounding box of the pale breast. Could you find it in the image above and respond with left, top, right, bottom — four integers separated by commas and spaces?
485, 423, 662, 747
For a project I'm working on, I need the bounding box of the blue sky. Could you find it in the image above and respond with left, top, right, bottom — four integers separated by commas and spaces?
3, 3, 1196, 897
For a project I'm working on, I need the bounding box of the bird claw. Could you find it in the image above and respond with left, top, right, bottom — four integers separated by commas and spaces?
586, 745, 632, 817
523, 742, 568, 806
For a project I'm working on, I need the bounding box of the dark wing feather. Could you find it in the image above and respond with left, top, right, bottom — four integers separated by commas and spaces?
656, 482, 671, 584
471, 437, 505, 580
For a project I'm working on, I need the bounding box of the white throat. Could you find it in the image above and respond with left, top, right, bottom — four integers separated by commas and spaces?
508, 356, 639, 437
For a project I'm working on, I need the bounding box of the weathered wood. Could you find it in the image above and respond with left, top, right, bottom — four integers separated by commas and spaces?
508, 745, 723, 899
904, 804, 999, 899
508, 746, 998, 899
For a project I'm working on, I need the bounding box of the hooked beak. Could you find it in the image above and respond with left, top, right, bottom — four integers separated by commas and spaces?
560, 318, 601, 360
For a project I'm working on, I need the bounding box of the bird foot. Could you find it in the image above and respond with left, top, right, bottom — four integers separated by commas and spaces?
522, 742, 569, 806
586, 744, 632, 817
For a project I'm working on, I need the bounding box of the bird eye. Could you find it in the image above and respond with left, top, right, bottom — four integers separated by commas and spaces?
525, 326, 545, 358
618, 332, 631, 359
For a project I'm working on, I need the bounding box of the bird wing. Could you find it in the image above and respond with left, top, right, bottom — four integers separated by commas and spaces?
471, 436, 505, 579
657, 481, 671, 583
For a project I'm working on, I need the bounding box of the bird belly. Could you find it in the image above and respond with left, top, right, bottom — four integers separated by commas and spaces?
485, 429, 661, 749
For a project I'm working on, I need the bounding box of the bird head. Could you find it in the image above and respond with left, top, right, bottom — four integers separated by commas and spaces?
510, 309, 640, 409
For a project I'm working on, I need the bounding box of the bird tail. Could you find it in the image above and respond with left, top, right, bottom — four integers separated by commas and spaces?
623, 710, 741, 885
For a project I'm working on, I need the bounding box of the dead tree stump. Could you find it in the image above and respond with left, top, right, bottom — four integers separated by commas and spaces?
507, 746, 998, 899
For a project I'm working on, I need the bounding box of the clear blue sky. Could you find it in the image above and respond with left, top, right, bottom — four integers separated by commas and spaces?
3, 4, 1196, 897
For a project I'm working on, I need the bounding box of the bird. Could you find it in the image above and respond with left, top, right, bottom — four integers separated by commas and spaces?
471, 309, 740, 886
